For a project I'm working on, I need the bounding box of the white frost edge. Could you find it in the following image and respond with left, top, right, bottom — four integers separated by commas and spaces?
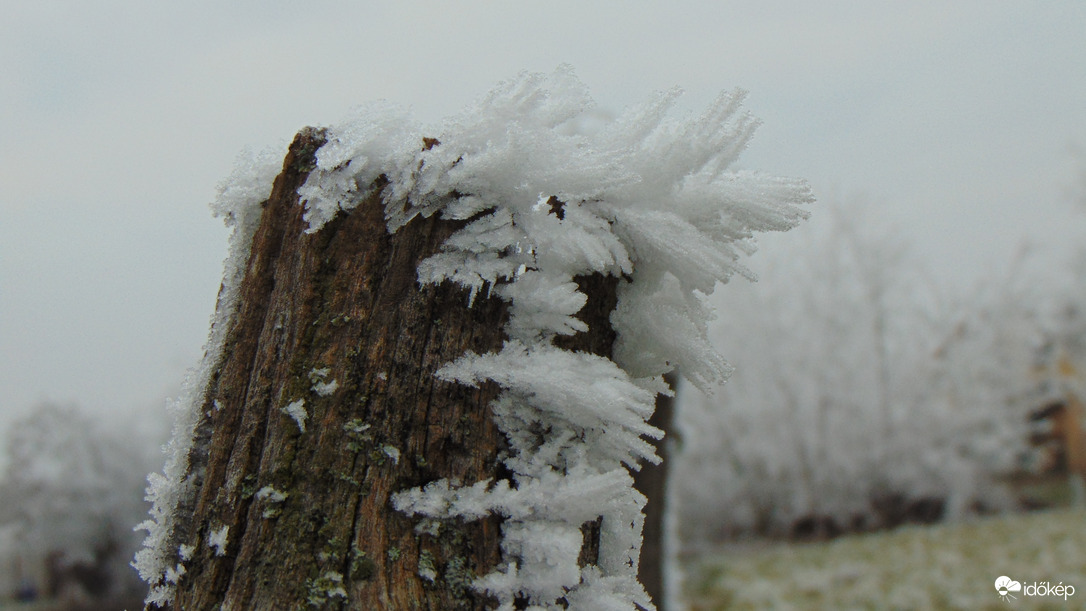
133, 144, 284, 605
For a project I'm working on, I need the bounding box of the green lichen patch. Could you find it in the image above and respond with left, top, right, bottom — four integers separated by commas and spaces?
255, 485, 288, 519
305, 570, 348, 607
240, 473, 259, 500
344, 418, 374, 454
444, 555, 477, 599
418, 550, 438, 584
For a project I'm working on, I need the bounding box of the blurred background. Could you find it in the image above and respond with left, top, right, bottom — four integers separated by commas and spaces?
1, 1, 1084, 608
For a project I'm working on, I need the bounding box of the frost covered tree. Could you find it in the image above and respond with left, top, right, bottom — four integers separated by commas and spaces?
0, 403, 152, 604
134, 67, 810, 610
674, 201, 1031, 543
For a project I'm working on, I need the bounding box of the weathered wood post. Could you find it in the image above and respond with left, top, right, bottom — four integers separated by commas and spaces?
156, 130, 622, 609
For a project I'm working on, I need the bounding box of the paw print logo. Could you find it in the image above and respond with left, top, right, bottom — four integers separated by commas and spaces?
995, 576, 1021, 602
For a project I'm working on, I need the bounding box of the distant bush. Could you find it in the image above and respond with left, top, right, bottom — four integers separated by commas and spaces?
673, 203, 1036, 544
0, 403, 158, 603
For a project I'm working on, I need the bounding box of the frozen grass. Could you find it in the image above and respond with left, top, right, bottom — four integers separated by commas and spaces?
686, 508, 1086, 610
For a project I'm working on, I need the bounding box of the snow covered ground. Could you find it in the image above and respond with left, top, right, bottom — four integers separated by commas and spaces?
686, 508, 1086, 610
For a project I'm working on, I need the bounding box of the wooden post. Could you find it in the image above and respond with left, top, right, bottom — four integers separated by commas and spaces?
632, 371, 677, 611
161, 130, 628, 610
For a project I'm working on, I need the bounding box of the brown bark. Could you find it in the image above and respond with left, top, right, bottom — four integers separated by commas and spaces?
162, 132, 630, 610
631, 371, 678, 611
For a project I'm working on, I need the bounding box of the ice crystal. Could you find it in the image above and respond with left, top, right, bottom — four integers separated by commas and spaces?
207, 525, 229, 557
283, 399, 308, 433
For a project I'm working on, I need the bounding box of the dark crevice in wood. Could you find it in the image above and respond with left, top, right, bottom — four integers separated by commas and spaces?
546, 195, 566, 220
553, 273, 621, 358
576, 517, 604, 568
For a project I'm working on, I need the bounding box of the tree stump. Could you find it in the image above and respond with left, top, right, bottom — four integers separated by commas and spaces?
163, 129, 631, 610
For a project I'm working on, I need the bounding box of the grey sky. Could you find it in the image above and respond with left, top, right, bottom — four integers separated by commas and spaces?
2, 1, 1084, 426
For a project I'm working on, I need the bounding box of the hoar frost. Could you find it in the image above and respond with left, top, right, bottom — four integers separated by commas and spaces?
134, 65, 810, 609
207, 525, 229, 557
283, 399, 308, 433
309, 367, 338, 397
134, 143, 284, 607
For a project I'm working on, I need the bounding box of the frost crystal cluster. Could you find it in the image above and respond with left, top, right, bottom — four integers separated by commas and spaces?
134, 66, 810, 608
355, 67, 803, 608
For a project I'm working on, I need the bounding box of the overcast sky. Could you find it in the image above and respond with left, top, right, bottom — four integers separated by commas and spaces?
2, 1, 1085, 429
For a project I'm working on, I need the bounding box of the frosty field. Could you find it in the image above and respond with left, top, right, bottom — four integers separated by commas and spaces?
686, 507, 1086, 610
